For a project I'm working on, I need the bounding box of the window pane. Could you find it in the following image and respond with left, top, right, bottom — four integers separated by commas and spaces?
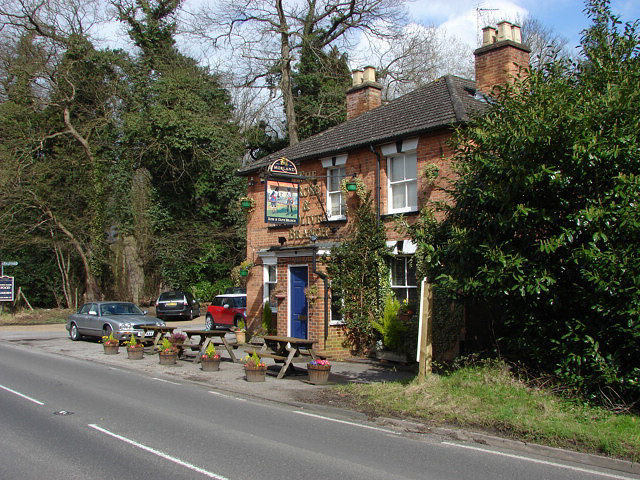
331, 294, 342, 322
407, 260, 417, 286
391, 258, 406, 286
329, 192, 343, 216
268, 265, 277, 282
392, 184, 406, 209
390, 157, 404, 182
405, 153, 417, 179
407, 180, 417, 208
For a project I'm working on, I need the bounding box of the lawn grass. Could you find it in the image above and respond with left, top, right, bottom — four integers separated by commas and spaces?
0, 308, 71, 326
337, 360, 639, 461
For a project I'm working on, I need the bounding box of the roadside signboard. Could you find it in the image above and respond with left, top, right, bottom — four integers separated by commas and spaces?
0, 276, 14, 302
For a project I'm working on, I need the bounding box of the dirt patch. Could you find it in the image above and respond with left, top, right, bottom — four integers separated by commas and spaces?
0, 308, 72, 326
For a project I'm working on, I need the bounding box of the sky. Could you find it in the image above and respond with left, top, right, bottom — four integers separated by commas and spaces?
408, 0, 640, 53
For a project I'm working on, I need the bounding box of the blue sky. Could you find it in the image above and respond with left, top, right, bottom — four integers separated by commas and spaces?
407, 0, 640, 52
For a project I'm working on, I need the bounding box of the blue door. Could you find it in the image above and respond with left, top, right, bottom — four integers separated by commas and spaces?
290, 266, 308, 339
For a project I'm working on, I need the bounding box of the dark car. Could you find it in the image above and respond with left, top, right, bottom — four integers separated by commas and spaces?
155, 291, 200, 321
66, 301, 165, 341
205, 293, 246, 330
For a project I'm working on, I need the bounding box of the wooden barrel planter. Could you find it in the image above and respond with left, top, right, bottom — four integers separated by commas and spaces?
244, 365, 267, 382
158, 352, 178, 365
201, 358, 221, 372
307, 364, 331, 385
127, 346, 144, 360
103, 344, 119, 355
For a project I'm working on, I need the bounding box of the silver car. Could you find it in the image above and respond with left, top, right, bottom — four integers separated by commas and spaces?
66, 301, 165, 341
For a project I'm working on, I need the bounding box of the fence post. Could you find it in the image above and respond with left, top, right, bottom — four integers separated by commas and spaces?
417, 280, 433, 382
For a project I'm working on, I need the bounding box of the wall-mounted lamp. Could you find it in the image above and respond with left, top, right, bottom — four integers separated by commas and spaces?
278, 236, 287, 246
309, 234, 318, 243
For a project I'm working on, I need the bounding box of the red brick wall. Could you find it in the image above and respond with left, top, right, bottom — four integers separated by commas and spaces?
346, 84, 382, 119
475, 42, 530, 96
243, 128, 457, 359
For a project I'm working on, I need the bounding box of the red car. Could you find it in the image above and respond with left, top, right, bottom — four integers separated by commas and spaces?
205, 293, 246, 330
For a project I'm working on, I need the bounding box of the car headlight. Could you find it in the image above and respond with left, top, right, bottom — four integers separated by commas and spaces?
119, 323, 133, 331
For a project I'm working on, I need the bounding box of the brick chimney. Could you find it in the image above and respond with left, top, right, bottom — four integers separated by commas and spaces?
346, 66, 382, 120
474, 21, 530, 96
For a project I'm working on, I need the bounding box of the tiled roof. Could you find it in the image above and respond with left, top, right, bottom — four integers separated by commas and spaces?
239, 75, 488, 174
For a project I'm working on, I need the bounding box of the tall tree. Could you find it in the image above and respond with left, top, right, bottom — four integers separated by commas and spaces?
411, 0, 640, 405
291, 40, 351, 140
191, 0, 407, 145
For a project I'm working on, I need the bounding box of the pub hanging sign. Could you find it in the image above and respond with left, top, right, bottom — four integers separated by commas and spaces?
268, 157, 298, 175
265, 180, 299, 225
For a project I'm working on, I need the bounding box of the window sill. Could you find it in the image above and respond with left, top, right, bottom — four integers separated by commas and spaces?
380, 210, 419, 220
321, 217, 347, 225
329, 320, 345, 326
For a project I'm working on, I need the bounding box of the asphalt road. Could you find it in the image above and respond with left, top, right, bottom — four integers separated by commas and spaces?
0, 343, 637, 480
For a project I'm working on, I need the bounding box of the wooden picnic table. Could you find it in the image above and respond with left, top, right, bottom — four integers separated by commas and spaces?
245, 335, 318, 379
181, 329, 239, 364
137, 325, 177, 353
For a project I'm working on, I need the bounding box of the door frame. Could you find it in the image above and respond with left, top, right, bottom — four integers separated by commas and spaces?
287, 264, 308, 338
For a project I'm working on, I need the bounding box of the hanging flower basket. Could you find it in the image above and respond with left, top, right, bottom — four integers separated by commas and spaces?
240, 199, 252, 208
239, 269, 248, 277
345, 181, 358, 191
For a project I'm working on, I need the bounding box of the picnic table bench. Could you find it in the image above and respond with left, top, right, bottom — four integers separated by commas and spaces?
181, 329, 239, 364
244, 335, 319, 379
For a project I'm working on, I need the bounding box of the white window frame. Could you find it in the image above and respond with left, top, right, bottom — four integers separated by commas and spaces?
263, 264, 278, 312
390, 256, 418, 305
326, 166, 346, 220
387, 152, 418, 214
329, 283, 345, 326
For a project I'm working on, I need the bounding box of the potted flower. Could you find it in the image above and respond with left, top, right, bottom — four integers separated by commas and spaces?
102, 332, 120, 355
307, 359, 331, 385
244, 352, 267, 382
158, 338, 179, 365
239, 196, 255, 212
232, 319, 247, 344
200, 343, 221, 371
169, 332, 187, 345
124, 334, 144, 360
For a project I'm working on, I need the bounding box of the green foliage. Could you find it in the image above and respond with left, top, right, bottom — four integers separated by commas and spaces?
191, 279, 232, 302
262, 301, 273, 334
292, 40, 351, 140
412, 1, 640, 404
372, 295, 407, 352
327, 192, 392, 354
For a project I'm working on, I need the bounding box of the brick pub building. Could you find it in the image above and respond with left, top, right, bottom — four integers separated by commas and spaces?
238, 22, 530, 359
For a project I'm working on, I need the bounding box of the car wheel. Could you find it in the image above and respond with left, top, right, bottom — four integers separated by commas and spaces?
205, 314, 214, 330
103, 324, 113, 338
69, 323, 81, 341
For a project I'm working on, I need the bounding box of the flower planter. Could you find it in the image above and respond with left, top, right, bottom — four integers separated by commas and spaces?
307, 364, 331, 385
158, 352, 178, 365
235, 331, 247, 344
103, 344, 119, 355
127, 346, 144, 360
244, 365, 267, 382
201, 358, 221, 371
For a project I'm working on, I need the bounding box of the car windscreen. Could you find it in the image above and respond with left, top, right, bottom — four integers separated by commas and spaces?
158, 292, 184, 302
235, 297, 246, 308
101, 303, 143, 315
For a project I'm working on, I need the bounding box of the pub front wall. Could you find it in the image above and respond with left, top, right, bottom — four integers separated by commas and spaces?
243, 128, 456, 358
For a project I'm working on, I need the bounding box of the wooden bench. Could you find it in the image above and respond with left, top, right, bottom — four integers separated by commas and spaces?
243, 348, 287, 362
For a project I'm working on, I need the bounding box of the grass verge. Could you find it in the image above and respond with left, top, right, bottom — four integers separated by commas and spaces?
0, 308, 71, 326
336, 360, 639, 461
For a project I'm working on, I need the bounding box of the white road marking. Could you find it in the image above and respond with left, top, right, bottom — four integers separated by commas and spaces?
88, 424, 229, 479
441, 442, 638, 480
0, 384, 44, 405
208, 391, 247, 402
150, 377, 181, 385
293, 410, 400, 435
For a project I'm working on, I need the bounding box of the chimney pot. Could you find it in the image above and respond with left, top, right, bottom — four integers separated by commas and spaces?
363, 66, 376, 83
352, 69, 363, 86
497, 21, 512, 42
511, 24, 522, 43
482, 26, 497, 46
